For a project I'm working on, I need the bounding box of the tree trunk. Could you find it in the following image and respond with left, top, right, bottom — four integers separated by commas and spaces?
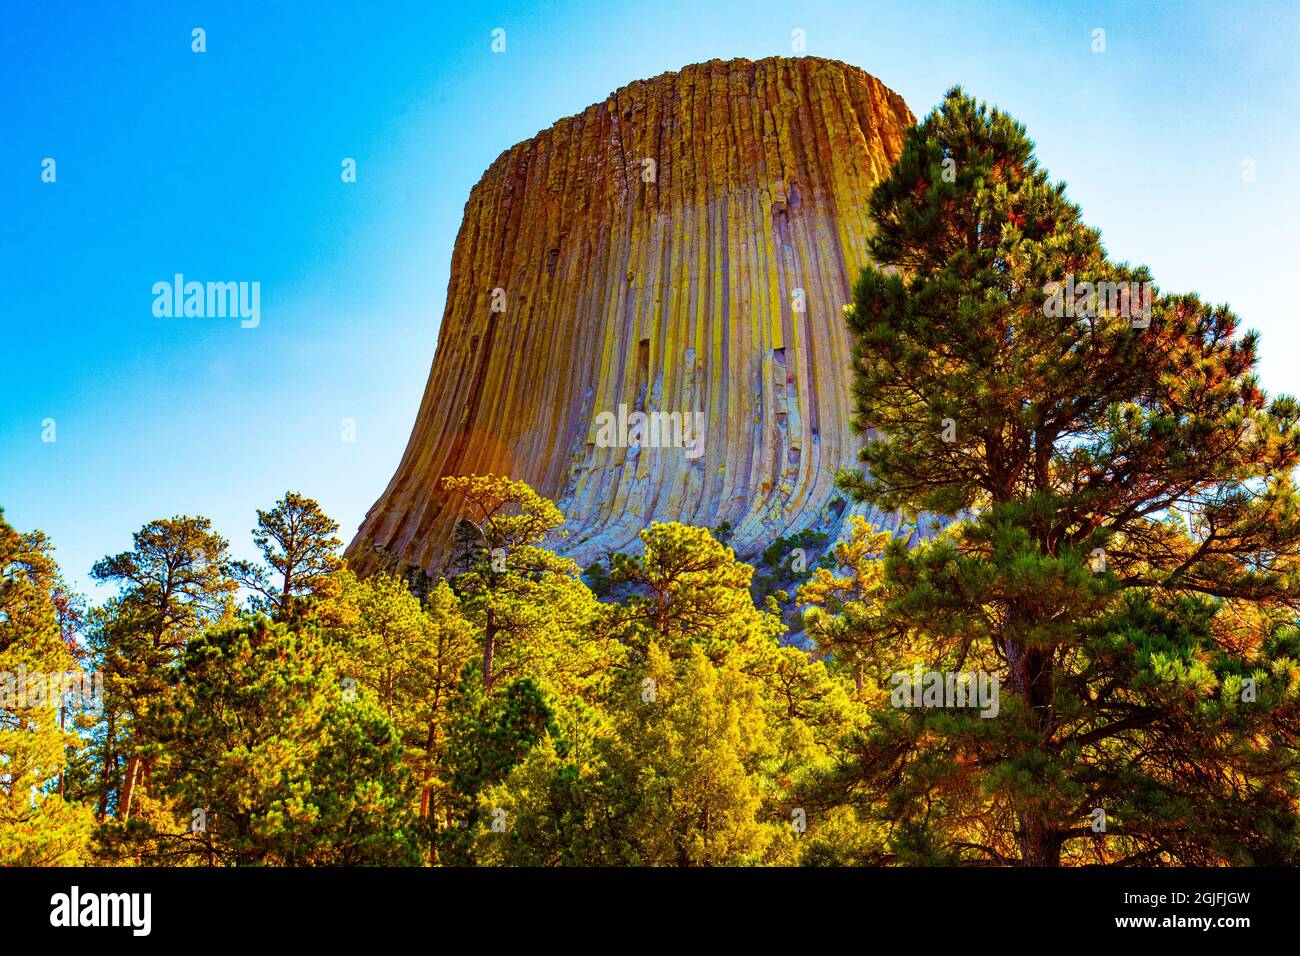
57, 706, 66, 798
1005, 636, 1059, 866
482, 610, 497, 692
420, 728, 434, 865
120, 754, 141, 821
97, 709, 117, 820
1017, 812, 1062, 866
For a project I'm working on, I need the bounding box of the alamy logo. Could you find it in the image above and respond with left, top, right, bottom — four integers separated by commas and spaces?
1043, 274, 1152, 326
152, 274, 260, 328
890, 664, 1000, 718
50, 886, 151, 936
0, 666, 103, 712
593, 404, 706, 460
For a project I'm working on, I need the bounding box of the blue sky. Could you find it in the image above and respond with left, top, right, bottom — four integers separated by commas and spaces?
3, 0, 1298, 597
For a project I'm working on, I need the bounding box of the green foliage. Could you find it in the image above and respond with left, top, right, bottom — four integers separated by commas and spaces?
140, 620, 423, 865
439, 669, 557, 864
798, 517, 909, 693
611, 522, 783, 656
0, 509, 95, 865
478, 644, 778, 866
760, 529, 828, 574
829, 87, 1300, 865
477, 520, 865, 866
582, 560, 613, 599
84, 514, 239, 828
748, 529, 830, 609
231, 490, 343, 620
441, 474, 608, 696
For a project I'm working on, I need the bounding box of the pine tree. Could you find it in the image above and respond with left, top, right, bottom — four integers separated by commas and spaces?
326, 571, 477, 849
441, 475, 607, 696
87, 516, 237, 824
0, 509, 95, 865
832, 87, 1300, 865
148, 620, 422, 865
611, 522, 783, 655
798, 516, 905, 694
439, 669, 557, 864
232, 491, 343, 621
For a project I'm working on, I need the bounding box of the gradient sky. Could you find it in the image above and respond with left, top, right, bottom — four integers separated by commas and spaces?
3, 0, 1298, 597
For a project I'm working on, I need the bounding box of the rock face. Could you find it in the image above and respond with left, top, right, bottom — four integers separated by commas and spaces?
348, 56, 915, 576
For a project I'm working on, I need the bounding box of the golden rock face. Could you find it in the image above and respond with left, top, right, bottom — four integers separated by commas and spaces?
348, 56, 916, 575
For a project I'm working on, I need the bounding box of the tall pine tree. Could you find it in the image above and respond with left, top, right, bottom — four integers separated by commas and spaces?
833, 88, 1300, 865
